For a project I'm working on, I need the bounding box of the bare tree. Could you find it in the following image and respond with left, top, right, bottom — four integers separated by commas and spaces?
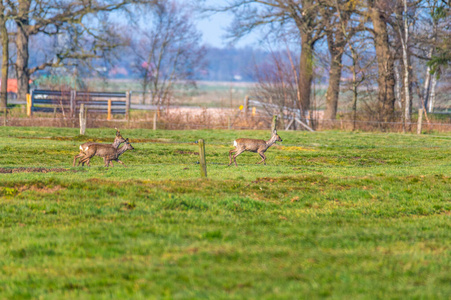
426, 1, 451, 76
344, 33, 377, 130
418, 0, 450, 112
389, 0, 414, 130
323, 9, 348, 121
3, 0, 155, 102
391, 0, 449, 123
0, 1, 8, 109
322, 0, 365, 121
130, 0, 206, 108
251, 47, 301, 128
205, 0, 325, 121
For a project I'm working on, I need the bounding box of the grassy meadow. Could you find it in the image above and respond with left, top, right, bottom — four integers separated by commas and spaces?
0, 126, 450, 299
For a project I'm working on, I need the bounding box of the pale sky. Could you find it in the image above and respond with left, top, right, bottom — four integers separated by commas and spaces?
187, 0, 262, 48
195, 11, 261, 48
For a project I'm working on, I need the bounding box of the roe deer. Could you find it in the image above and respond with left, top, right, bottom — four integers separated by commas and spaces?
73, 128, 126, 167
228, 130, 282, 166
79, 138, 134, 168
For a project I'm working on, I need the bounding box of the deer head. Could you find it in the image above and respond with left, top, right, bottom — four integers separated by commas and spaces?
124, 138, 134, 151
270, 130, 283, 143
115, 127, 124, 138
113, 128, 126, 146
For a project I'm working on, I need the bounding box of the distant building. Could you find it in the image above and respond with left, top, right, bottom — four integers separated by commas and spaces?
0, 79, 20, 93
0, 79, 33, 99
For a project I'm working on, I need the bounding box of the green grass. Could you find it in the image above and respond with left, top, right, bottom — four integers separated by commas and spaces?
0, 127, 450, 299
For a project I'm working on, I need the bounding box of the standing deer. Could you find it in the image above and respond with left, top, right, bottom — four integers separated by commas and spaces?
228, 130, 283, 166
73, 128, 126, 167
78, 138, 134, 168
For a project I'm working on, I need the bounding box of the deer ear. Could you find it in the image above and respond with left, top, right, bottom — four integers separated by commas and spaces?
115, 128, 121, 136
125, 138, 129, 142
273, 129, 277, 135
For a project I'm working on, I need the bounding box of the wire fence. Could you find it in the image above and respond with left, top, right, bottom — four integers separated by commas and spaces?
1, 112, 450, 175
2, 112, 451, 132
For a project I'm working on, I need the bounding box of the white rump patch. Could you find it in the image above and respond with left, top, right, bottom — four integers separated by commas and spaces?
81, 145, 89, 152
233, 140, 237, 147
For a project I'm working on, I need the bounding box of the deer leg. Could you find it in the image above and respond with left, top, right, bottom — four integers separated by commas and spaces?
78, 156, 87, 166
102, 157, 111, 168
257, 151, 267, 165
79, 155, 88, 166
85, 158, 91, 167
232, 148, 246, 167
228, 149, 237, 166
79, 156, 91, 167
104, 157, 116, 167
78, 154, 92, 167
73, 152, 84, 167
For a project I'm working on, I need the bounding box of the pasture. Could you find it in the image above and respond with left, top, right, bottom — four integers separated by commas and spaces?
0, 127, 450, 299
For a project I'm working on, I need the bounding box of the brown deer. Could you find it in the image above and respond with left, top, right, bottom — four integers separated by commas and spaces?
79, 138, 134, 167
73, 128, 126, 167
228, 130, 283, 166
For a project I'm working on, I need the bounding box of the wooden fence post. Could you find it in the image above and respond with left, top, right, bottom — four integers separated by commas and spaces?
243, 95, 249, 116
126, 91, 131, 121
285, 118, 294, 131
153, 112, 157, 130
79, 103, 87, 135
26, 93, 32, 117
294, 118, 315, 132
107, 99, 112, 120
198, 139, 207, 178
70, 90, 76, 118
417, 108, 423, 135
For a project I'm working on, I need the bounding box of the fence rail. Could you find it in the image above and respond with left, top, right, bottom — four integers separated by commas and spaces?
30, 89, 130, 119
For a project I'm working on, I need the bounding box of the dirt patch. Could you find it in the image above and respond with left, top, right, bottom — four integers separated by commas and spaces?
0, 167, 82, 174
121, 202, 136, 210
18, 185, 64, 193
175, 150, 199, 155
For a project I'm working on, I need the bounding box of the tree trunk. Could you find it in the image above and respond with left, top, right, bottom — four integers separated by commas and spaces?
324, 50, 343, 120
370, 3, 396, 122
428, 75, 437, 112
15, 1, 31, 102
349, 45, 359, 131
0, 2, 8, 109
401, 0, 411, 125
394, 62, 402, 109
422, 46, 434, 111
299, 31, 314, 120
324, 9, 347, 121
402, 51, 412, 124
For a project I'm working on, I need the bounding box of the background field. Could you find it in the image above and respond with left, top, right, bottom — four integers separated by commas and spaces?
0, 127, 450, 299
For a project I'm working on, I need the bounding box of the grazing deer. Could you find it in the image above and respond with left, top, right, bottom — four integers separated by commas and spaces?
73, 128, 126, 167
228, 130, 283, 166
79, 138, 134, 168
